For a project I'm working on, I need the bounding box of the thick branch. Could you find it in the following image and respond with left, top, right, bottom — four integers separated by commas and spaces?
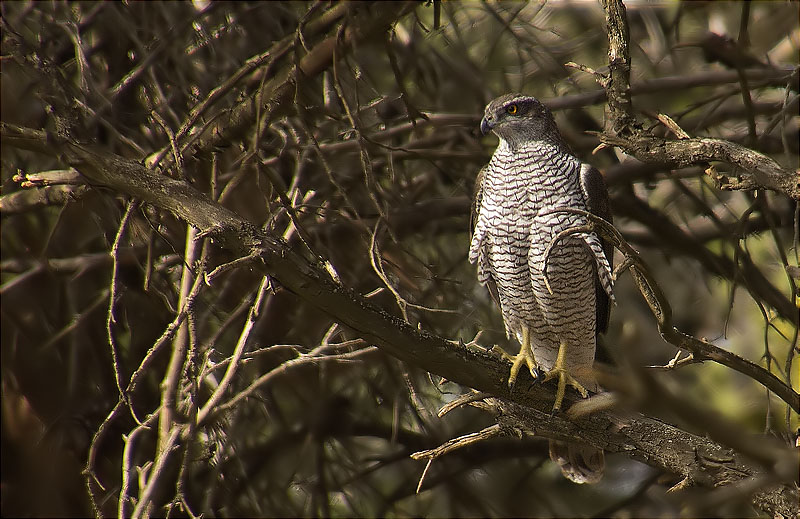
599, 132, 800, 199
2, 123, 796, 518
600, 0, 634, 133
492, 398, 798, 519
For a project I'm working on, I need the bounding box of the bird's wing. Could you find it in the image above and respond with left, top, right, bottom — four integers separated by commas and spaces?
470, 166, 500, 306
580, 164, 614, 335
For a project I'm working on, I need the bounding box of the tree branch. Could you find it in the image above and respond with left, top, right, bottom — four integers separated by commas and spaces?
598, 132, 799, 199
611, 190, 796, 323
491, 397, 798, 518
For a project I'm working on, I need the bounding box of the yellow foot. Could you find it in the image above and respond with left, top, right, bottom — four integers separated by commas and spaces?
491, 326, 539, 388
542, 365, 589, 411
492, 345, 540, 388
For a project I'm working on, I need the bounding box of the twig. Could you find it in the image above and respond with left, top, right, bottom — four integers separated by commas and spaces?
118, 411, 159, 518
84, 398, 124, 517
212, 345, 377, 417
205, 253, 260, 285
108, 201, 139, 419
437, 391, 493, 418
157, 226, 204, 453
130, 426, 182, 519
648, 350, 698, 370
151, 111, 184, 178
656, 113, 690, 139
331, 32, 388, 224
369, 221, 409, 321
411, 423, 501, 460
196, 276, 271, 426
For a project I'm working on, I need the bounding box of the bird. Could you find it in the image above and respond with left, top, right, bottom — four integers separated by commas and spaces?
469, 93, 614, 483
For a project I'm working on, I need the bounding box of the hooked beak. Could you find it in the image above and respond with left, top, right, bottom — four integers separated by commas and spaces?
480, 116, 494, 135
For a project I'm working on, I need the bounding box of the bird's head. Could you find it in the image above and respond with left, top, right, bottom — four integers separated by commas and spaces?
480, 94, 564, 149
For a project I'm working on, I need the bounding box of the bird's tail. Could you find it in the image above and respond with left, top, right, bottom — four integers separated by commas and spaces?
549, 440, 604, 484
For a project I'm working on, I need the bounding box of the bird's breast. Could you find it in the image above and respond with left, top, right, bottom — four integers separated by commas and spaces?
482, 145, 584, 221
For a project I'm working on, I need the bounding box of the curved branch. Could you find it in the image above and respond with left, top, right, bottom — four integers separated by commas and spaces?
611, 190, 796, 323
539, 206, 800, 414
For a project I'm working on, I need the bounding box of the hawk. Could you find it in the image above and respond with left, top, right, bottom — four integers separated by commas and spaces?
469, 93, 614, 483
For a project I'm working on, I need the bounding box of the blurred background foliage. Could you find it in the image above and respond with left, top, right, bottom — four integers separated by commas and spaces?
1, 1, 798, 517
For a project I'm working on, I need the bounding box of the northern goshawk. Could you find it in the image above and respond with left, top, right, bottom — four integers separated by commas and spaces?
469, 93, 614, 483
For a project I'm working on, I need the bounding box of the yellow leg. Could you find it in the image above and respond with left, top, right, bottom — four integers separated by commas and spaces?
492, 326, 539, 388
542, 340, 588, 411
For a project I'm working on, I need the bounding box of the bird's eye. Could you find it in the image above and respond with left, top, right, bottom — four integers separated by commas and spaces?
507, 104, 518, 115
